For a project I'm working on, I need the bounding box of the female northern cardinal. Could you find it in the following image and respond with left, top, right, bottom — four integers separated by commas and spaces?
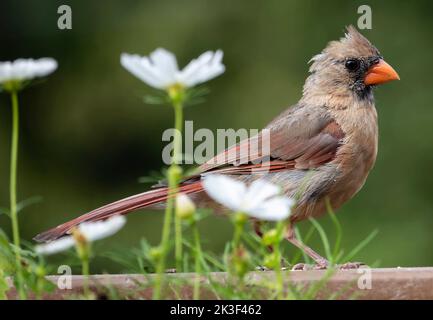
35, 26, 399, 268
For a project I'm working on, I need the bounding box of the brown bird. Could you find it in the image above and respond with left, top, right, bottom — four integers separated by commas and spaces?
35, 26, 399, 268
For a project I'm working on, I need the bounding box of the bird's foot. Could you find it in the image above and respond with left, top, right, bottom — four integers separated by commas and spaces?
291, 263, 313, 271
291, 262, 328, 271
338, 262, 367, 270
314, 258, 329, 270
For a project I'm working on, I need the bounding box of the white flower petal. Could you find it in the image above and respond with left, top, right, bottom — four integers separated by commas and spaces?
202, 175, 246, 212
121, 53, 166, 89
178, 51, 213, 83
149, 48, 179, 83
0, 58, 57, 84
79, 215, 126, 242
35, 216, 126, 256
35, 237, 75, 256
249, 197, 294, 221
243, 179, 281, 211
178, 50, 225, 86
187, 50, 225, 86
121, 49, 224, 90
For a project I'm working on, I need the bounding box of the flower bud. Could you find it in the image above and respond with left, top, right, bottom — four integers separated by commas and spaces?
149, 246, 163, 262
262, 229, 279, 246
233, 212, 248, 225
167, 83, 186, 104
176, 193, 196, 220
168, 164, 183, 180
263, 252, 279, 269
35, 265, 46, 278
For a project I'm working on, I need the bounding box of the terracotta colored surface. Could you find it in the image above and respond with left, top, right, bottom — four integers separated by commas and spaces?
6, 267, 433, 300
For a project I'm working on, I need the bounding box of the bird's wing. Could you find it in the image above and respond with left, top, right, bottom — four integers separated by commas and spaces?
198, 104, 345, 175
34, 104, 345, 242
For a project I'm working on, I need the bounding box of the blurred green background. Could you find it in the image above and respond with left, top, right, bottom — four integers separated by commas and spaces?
0, 0, 432, 272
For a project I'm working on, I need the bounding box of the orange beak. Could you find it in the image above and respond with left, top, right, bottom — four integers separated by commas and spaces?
364, 59, 400, 86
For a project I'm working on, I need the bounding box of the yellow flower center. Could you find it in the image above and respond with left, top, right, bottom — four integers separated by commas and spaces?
167, 83, 185, 104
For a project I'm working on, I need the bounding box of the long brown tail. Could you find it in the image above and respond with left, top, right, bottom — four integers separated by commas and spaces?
34, 181, 204, 242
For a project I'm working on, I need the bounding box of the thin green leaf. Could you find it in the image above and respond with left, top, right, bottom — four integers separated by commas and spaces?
342, 229, 379, 263
326, 198, 342, 263
16, 196, 43, 213
0, 207, 9, 216
182, 239, 224, 270
138, 169, 166, 185
143, 93, 169, 105
304, 267, 337, 300
309, 218, 332, 262
184, 86, 210, 107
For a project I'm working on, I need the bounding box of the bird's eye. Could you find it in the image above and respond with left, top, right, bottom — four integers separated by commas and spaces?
345, 59, 360, 71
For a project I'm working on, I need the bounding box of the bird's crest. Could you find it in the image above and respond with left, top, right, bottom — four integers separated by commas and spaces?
309, 26, 380, 71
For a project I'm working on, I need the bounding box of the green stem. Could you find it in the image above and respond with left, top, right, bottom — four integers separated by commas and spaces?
35, 272, 44, 300
274, 221, 285, 299
174, 101, 184, 271
192, 220, 202, 300
82, 254, 90, 298
77, 242, 91, 298
228, 213, 247, 284
153, 100, 183, 299
232, 212, 246, 249
175, 210, 183, 271
273, 243, 283, 299
9, 90, 25, 300
173, 101, 183, 158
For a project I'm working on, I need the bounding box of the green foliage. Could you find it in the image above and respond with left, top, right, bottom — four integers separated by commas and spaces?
0, 203, 378, 300
0, 197, 42, 217
0, 230, 15, 275
0, 229, 56, 299
94, 210, 377, 300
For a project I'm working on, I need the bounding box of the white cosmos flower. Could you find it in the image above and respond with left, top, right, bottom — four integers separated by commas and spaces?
35, 215, 126, 256
120, 48, 225, 90
202, 175, 294, 221
0, 58, 57, 84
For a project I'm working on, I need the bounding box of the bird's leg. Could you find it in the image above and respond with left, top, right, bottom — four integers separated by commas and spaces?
286, 225, 329, 269
253, 220, 264, 238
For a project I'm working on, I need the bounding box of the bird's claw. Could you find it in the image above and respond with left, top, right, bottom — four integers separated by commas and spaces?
338, 262, 367, 270
291, 262, 328, 271
291, 263, 313, 271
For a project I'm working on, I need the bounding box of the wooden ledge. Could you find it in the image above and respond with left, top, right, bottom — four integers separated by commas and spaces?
6, 267, 433, 300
